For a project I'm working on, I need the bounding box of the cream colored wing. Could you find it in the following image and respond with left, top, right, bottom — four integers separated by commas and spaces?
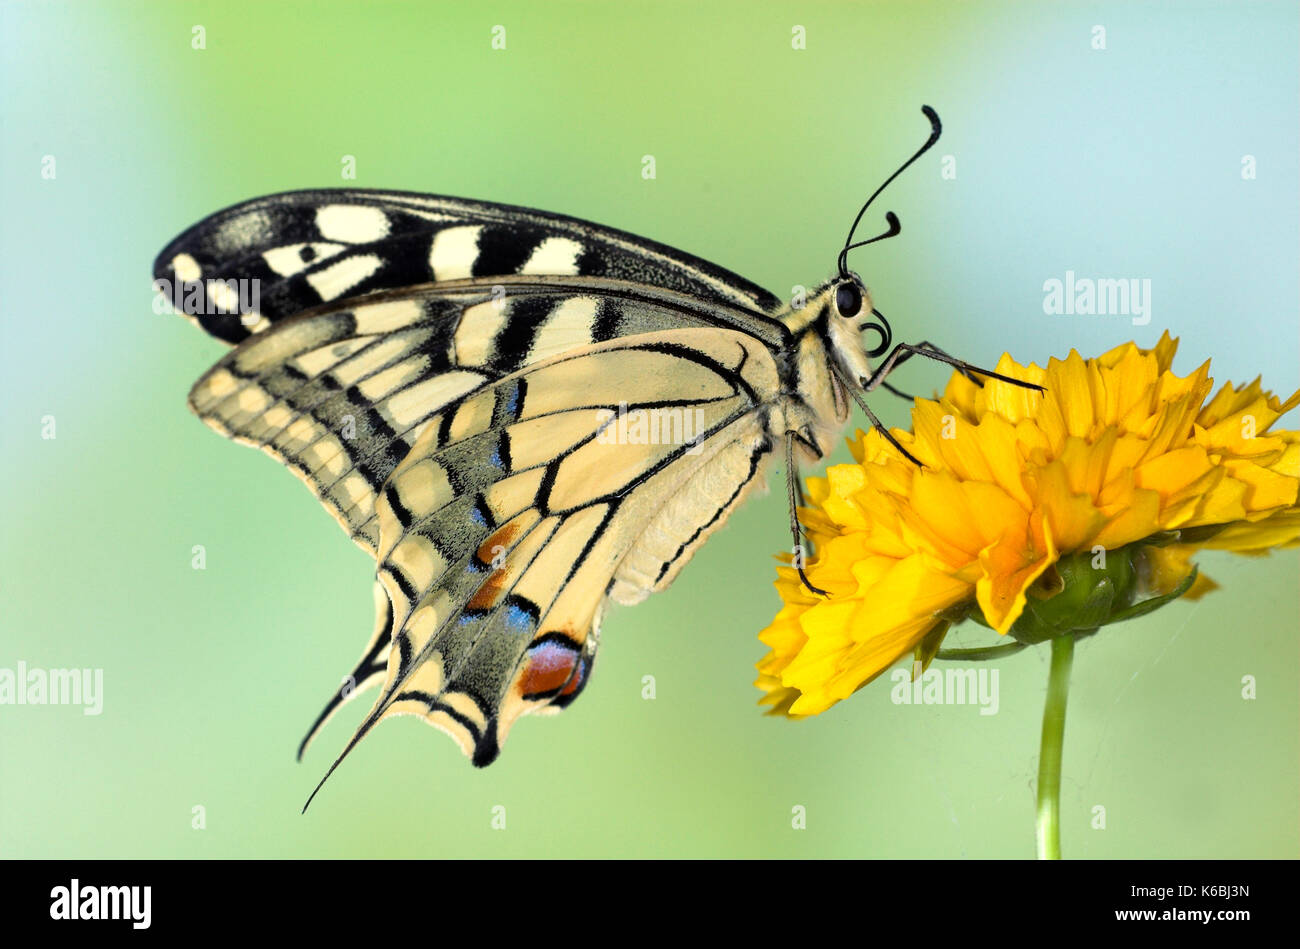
183, 277, 790, 782
300, 322, 783, 800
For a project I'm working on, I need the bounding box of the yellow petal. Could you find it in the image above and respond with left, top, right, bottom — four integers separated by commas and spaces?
1028, 459, 1107, 551
976, 512, 1058, 632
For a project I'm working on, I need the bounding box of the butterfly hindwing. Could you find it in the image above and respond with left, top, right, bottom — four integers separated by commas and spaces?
154, 189, 784, 344
309, 322, 783, 777
188, 273, 790, 771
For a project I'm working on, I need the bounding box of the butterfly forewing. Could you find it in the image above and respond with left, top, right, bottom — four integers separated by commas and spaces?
154, 189, 784, 344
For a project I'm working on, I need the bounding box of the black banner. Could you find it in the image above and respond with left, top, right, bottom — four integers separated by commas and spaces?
3, 859, 1282, 935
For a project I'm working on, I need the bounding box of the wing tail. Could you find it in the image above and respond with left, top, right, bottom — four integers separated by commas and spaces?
296, 580, 394, 761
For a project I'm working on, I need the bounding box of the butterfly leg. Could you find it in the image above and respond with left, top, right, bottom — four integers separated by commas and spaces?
829, 365, 925, 466
880, 379, 919, 401
877, 342, 979, 398
785, 430, 829, 597
863, 341, 1044, 395
913, 341, 984, 386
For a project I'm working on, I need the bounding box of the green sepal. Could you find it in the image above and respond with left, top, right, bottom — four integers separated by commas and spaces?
1107, 566, 1199, 624
912, 620, 951, 676
935, 641, 1029, 662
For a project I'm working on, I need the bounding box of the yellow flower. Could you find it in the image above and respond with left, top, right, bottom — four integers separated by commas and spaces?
757, 332, 1300, 717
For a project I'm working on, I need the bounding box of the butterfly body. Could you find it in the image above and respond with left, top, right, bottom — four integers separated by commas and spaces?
156, 188, 892, 790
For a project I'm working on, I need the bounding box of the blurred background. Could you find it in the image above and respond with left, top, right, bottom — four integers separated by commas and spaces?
1, 0, 1295, 858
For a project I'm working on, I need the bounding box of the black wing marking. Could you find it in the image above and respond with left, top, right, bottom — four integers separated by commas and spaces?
153, 189, 785, 344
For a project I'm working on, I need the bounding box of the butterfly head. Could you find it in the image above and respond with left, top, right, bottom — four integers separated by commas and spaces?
816, 274, 885, 389
833, 272, 892, 359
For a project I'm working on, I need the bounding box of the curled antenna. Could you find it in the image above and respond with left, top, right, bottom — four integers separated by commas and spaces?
837, 105, 943, 276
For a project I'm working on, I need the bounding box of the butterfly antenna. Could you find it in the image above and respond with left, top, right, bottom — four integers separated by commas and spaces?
838, 105, 943, 277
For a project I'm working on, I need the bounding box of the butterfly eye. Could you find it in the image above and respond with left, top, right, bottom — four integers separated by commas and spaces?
835, 281, 862, 318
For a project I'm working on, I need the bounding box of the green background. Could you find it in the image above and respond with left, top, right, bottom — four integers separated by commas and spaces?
2, 1, 1296, 858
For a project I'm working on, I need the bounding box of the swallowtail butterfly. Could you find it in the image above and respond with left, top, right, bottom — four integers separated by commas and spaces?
154, 107, 1037, 806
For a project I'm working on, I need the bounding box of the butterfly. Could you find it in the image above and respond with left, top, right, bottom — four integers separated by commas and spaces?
153, 106, 1038, 807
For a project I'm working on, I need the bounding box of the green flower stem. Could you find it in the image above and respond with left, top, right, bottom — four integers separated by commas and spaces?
1036, 634, 1075, 860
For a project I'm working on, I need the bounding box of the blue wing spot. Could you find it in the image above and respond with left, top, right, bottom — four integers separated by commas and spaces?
505, 603, 535, 635
503, 384, 521, 419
